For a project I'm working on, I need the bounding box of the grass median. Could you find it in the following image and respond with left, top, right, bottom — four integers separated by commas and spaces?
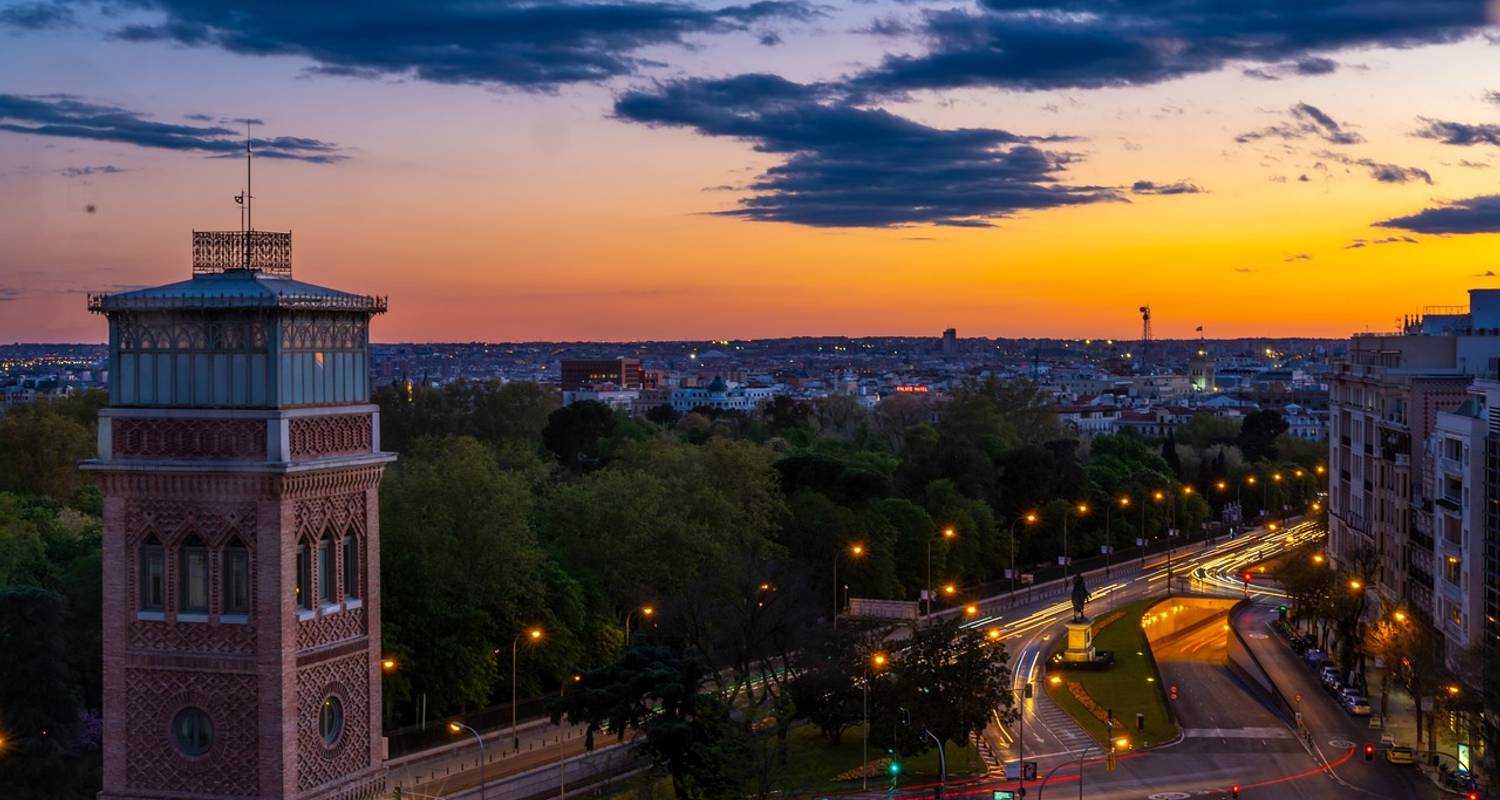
1043, 596, 1178, 748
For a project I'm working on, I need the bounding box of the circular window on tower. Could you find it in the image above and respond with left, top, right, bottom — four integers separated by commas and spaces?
319, 695, 343, 746
171, 706, 213, 757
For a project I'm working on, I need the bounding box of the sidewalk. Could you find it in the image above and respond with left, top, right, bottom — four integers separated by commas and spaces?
1363, 663, 1473, 795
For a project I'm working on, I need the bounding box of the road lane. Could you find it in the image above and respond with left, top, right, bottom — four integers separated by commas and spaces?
1231, 600, 1443, 799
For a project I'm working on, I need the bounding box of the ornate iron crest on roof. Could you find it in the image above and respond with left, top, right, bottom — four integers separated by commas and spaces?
192, 230, 293, 277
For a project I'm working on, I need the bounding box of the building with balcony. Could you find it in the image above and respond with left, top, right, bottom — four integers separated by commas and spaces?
1327, 290, 1500, 617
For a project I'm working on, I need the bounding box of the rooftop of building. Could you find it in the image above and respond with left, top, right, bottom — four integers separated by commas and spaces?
89, 268, 387, 314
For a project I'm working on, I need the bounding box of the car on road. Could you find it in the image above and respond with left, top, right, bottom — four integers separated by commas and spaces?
1343, 696, 1372, 716
1386, 744, 1416, 765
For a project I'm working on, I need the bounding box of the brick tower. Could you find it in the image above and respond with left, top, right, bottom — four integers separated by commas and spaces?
86, 227, 392, 799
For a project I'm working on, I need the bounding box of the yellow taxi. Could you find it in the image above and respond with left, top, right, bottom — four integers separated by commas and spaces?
1385, 744, 1415, 765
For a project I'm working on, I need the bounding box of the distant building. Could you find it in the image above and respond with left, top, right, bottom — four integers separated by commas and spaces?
671, 376, 776, 413
941, 328, 959, 355
560, 358, 644, 391
1188, 348, 1216, 392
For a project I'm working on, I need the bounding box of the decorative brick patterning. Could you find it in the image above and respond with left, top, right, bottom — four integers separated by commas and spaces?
296, 652, 371, 791
298, 606, 367, 652
289, 414, 372, 460
124, 668, 259, 796
294, 492, 367, 541
130, 619, 256, 655
114, 417, 266, 460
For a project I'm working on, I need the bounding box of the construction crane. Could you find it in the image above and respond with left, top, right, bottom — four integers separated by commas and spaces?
1138, 305, 1152, 370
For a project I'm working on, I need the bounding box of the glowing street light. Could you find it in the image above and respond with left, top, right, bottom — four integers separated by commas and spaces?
964, 603, 980, 617
862, 652, 891, 790
1349, 579, 1363, 591
1312, 553, 1325, 565
381, 657, 397, 672
510, 627, 544, 749
986, 627, 1003, 641
448, 721, 487, 800
927, 526, 959, 616
833, 543, 866, 629
1393, 610, 1408, 623
1009, 512, 1040, 601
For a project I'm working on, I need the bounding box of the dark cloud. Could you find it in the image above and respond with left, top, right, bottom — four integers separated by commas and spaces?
847, 1, 1483, 96
0, 1, 72, 28
1131, 180, 1203, 195
1477, 270, 1497, 277
0, 287, 20, 302
0, 94, 345, 162
613, 73, 1117, 228
1284, 253, 1311, 262
83, 0, 816, 91
758, 30, 781, 46
1377, 195, 1500, 235
1457, 159, 1491, 169
1413, 118, 1500, 146
56, 164, 129, 177
1485, 90, 1500, 106
1314, 150, 1432, 184
1346, 235, 1419, 248
1236, 103, 1362, 145
1244, 57, 1339, 81
861, 15, 913, 37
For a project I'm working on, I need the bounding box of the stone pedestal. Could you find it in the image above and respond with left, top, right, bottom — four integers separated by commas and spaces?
1061, 618, 1096, 662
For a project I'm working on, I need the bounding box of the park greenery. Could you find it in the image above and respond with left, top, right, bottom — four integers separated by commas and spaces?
0, 379, 1329, 797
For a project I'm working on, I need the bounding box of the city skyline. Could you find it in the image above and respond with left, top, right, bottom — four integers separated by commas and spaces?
3, 3, 1500, 343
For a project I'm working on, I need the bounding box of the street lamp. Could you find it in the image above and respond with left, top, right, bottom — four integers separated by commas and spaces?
926, 526, 957, 616
1009, 512, 1038, 601
623, 604, 654, 644
1062, 503, 1089, 577
1105, 497, 1128, 577
381, 657, 397, 672
449, 720, 487, 800
511, 627, 543, 750
833, 543, 865, 629
863, 652, 889, 791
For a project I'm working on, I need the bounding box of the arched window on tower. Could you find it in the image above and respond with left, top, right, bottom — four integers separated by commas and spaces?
179, 536, 209, 617
139, 536, 165, 616
296, 541, 313, 612
318, 533, 335, 606
223, 538, 250, 620
342, 533, 359, 601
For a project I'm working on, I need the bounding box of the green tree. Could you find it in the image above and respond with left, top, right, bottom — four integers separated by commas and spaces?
553, 645, 752, 800
1238, 410, 1289, 463
0, 400, 96, 503
0, 587, 86, 800
872, 617, 1014, 756
380, 436, 548, 716
543, 400, 619, 471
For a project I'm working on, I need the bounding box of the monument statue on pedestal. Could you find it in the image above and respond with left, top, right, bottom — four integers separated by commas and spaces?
1071, 573, 1090, 622
1061, 573, 1097, 663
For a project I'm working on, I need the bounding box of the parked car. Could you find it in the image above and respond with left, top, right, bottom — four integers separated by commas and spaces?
1345, 696, 1372, 716
1386, 745, 1415, 765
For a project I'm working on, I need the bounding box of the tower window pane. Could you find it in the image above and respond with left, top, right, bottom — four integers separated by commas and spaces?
179, 537, 208, 614
318, 535, 335, 604
343, 535, 359, 600
296, 543, 312, 610
319, 696, 343, 745
223, 541, 249, 616
171, 707, 213, 756
140, 538, 164, 612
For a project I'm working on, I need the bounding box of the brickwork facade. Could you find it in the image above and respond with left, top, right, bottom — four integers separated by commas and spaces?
89, 260, 391, 800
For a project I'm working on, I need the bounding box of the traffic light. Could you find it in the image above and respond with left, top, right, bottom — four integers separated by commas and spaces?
1364, 744, 1374, 761
1231, 785, 1240, 799
1277, 605, 1288, 620
888, 760, 902, 777
1466, 793, 1478, 800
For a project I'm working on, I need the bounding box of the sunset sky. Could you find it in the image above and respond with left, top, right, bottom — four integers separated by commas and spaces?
3, 1, 1500, 343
